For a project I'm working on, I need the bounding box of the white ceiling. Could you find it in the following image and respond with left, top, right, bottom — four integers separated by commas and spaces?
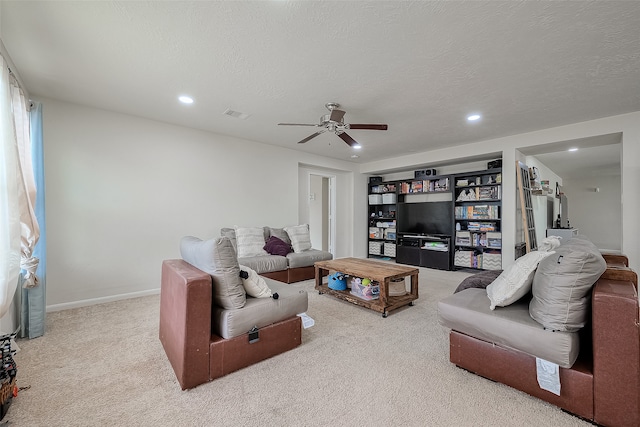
1, 1, 639, 173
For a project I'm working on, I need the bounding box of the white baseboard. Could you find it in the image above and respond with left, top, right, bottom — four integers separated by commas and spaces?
46, 288, 161, 312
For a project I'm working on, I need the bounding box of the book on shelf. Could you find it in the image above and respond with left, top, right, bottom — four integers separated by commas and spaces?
454, 205, 499, 219
467, 222, 497, 232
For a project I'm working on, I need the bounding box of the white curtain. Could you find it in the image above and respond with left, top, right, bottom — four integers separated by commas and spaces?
0, 54, 38, 320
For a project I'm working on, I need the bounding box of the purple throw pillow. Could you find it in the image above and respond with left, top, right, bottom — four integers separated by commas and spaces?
263, 236, 292, 257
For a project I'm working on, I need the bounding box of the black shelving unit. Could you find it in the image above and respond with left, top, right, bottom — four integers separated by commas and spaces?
367, 181, 398, 260
453, 168, 502, 270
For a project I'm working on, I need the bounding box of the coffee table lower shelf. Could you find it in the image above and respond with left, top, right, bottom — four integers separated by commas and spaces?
314, 258, 419, 318
315, 284, 416, 317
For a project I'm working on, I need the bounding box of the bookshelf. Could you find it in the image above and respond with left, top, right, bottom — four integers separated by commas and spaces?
368, 180, 398, 260
452, 168, 502, 270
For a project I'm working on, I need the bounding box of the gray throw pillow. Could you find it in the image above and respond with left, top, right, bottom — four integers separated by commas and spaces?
180, 236, 246, 310
268, 227, 292, 245
529, 236, 606, 332
220, 228, 237, 253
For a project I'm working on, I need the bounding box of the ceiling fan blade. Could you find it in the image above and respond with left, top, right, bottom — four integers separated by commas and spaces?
297, 130, 326, 144
278, 123, 319, 126
338, 132, 359, 147
329, 109, 346, 123
348, 124, 388, 130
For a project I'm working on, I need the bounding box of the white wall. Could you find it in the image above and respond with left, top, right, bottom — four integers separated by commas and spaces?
41, 98, 359, 309
562, 174, 621, 251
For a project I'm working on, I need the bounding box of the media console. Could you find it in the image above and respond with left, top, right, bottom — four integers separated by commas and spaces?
396, 234, 452, 271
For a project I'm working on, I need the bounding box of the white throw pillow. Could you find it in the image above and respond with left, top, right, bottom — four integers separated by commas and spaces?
234, 226, 268, 258
486, 250, 555, 310
284, 224, 312, 253
239, 265, 272, 298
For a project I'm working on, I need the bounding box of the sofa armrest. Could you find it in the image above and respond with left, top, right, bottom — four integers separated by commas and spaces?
592, 276, 640, 427
602, 253, 629, 267
159, 259, 212, 390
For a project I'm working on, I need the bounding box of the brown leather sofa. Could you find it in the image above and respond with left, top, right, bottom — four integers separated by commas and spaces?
441, 254, 639, 426
159, 258, 305, 390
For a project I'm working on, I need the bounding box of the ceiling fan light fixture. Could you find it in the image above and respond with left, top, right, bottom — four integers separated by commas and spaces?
278, 102, 387, 147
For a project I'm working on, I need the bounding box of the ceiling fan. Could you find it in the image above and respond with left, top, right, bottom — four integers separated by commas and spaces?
278, 102, 388, 147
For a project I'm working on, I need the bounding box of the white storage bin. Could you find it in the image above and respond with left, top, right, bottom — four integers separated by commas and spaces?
455, 231, 471, 246
383, 243, 396, 257
481, 252, 502, 270
454, 250, 474, 268
487, 232, 502, 249
368, 194, 383, 205
382, 193, 397, 204
384, 228, 396, 240
368, 241, 383, 255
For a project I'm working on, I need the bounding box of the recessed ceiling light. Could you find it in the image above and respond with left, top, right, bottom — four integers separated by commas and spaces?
178, 95, 194, 104
568, 147, 578, 152
467, 114, 481, 122
353, 144, 362, 150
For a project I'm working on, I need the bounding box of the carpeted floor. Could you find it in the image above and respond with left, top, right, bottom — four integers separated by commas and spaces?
5, 267, 590, 426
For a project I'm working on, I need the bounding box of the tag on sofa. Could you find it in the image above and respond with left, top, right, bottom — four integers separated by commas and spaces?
536, 358, 561, 395
297, 312, 315, 329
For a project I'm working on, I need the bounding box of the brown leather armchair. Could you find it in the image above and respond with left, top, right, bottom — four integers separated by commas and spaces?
159, 259, 303, 390
444, 255, 639, 427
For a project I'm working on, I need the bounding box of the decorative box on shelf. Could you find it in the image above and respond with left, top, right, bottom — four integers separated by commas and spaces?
383, 243, 396, 257
486, 232, 502, 249
369, 227, 382, 239
454, 250, 475, 268
481, 252, 502, 270
383, 228, 396, 240
368, 241, 383, 255
382, 193, 397, 204
455, 231, 471, 246
368, 194, 383, 204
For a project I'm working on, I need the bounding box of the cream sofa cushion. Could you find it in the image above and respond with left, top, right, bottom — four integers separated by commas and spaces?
284, 224, 312, 253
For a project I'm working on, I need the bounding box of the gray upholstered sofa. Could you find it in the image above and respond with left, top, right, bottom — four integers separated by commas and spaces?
221, 225, 332, 283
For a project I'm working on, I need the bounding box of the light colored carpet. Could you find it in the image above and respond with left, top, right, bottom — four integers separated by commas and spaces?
6, 267, 590, 427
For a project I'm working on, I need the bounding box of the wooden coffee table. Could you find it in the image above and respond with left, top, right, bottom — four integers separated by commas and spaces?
314, 257, 419, 317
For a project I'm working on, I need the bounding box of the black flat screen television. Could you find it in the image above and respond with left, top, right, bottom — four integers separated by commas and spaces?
397, 202, 453, 236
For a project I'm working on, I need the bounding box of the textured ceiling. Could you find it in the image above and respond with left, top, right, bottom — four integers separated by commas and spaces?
1, 1, 639, 171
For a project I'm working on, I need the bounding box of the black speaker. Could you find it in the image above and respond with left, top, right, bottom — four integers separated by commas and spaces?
487, 159, 502, 169
415, 169, 437, 179
369, 176, 383, 183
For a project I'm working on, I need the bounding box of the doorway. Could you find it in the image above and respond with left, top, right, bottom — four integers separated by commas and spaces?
308, 173, 336, 253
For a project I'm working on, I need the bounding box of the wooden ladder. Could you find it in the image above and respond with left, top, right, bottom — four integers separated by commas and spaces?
516, 161, 537, 252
